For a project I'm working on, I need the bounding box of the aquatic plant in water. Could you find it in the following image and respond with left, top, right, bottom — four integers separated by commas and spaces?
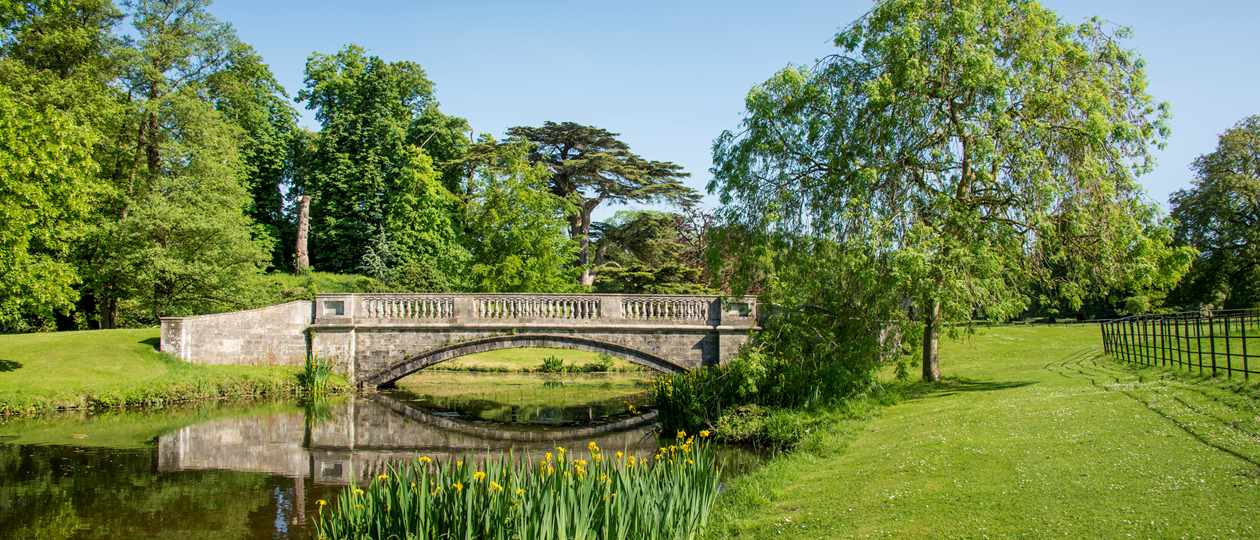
314, 431, 719, 540
298, 354, 335, 399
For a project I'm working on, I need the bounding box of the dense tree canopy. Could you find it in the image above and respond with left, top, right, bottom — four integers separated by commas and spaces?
0, 0, 117, 330
711, 0, 1190, 381
1170, 116, 1260, 309
590, 211, 712, 294
463, 140, 578, 292
91, 0, 271, 323
507, 122, 699, 286
206, 42, 300, 269
297, 45, 468, 281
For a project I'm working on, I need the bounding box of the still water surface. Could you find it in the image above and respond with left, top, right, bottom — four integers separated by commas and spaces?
0, 372, 749, 539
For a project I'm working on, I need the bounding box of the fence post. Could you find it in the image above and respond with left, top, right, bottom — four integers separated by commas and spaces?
1194, 314, 1204, 374
1161, 317, 1169, 367
1223, 313, 1233, 379
1208, 312, 1217, 377
1242, 312, 1250, 380
1173, 317, 1182, 369
1143, 317, 1152, 366
1128, 317, 1139, 365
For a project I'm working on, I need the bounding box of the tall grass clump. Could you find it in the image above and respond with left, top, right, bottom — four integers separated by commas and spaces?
298, 354, 335, 398
314, 432, 720, 540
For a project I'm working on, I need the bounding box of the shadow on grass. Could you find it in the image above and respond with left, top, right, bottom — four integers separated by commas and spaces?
901, 377, 1036, 401
140, 337, 160, 351
0, 359, 21, 372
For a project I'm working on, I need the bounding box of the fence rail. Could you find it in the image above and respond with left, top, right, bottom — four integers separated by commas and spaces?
1099, 309, 1259, 380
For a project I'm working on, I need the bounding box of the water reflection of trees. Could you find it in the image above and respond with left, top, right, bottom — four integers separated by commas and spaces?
0, 444, 293, 540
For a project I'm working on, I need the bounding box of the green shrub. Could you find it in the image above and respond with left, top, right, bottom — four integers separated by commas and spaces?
653, 335, 880, 446
584, 353, 616, 373
713, 404, 768, 442
315, 433, 720, 540
539, 356, 565, 373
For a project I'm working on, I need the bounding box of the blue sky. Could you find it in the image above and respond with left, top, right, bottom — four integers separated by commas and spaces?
209, 0, 1259, 220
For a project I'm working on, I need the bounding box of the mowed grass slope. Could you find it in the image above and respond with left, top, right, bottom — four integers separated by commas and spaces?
0, 329, 308, 416
710, 325, 1260, 538
434, 347, 644, 372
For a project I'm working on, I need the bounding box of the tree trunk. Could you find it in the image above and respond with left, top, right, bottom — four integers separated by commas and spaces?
294, 195, 311, 273
571, 202, 598, 287
101, 295, 117, 330
922, 298, 942, 382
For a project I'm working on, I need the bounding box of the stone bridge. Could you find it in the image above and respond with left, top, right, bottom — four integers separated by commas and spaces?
160, 293, 757, 388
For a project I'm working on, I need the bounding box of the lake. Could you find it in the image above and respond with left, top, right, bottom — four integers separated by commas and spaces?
0, 371, 754, 539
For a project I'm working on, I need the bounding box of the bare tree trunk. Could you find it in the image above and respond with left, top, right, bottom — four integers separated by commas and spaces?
294, 195, 311, 273
922, 298, 942, 382
571, 203, 598, 287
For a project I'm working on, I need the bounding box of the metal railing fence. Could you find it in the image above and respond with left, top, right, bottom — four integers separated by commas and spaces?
1099, 309, 1259, 379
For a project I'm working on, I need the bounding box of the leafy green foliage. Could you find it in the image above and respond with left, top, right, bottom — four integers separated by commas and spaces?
507, 122, 699, 285
298, 44, 469, 279
1170, 116, 1260, 309
0, 0, 120, 331
653, 333, 874, 448
539, 355, 565, 373
591, 210, 713, 294
298, 354, 335, 399
105, 92, 271, 320
206, 41, 300, 269
464, 139, 579, 292
711, 0, 1181, 380
0, 68, 102, 329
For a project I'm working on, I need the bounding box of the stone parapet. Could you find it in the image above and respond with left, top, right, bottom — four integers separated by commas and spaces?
311, 293, 758, 329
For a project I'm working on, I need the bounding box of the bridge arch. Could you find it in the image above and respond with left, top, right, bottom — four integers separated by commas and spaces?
358, 333, 684, 389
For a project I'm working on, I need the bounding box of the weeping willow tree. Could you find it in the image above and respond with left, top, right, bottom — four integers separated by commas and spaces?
710, 0, 1191, 381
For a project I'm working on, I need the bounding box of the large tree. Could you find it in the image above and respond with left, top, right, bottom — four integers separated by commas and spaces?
590, 211, 712, 294
206, 41, 300, 269
0, 0, 121, 330
80, 0, 270, 325
1170, 116, 1260, 309
711, 0, 1188, 381
463, 139, 578, 292
298, 44, 468, 279
507, 122, 699, 286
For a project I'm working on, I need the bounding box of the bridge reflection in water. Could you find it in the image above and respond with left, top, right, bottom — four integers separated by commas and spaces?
157, 396, 659, 489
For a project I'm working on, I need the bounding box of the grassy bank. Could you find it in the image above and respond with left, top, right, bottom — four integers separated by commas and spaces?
396, 371, 653, 408
432, 347, 644, 373
708, 325, 1260, 538
0, 328, 337, 417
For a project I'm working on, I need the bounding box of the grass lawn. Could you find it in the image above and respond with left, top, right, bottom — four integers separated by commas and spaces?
0, 328, 311, 416
709, 324, 1260, 538
433, 347, 644, 372
395, 370, 653, 407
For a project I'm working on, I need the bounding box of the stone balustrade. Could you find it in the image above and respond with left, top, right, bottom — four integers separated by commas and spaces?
312, 293, 757, 328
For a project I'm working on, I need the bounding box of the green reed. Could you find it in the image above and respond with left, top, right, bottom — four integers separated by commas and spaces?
314, 430, 719, 540
298, 354, 334, 399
